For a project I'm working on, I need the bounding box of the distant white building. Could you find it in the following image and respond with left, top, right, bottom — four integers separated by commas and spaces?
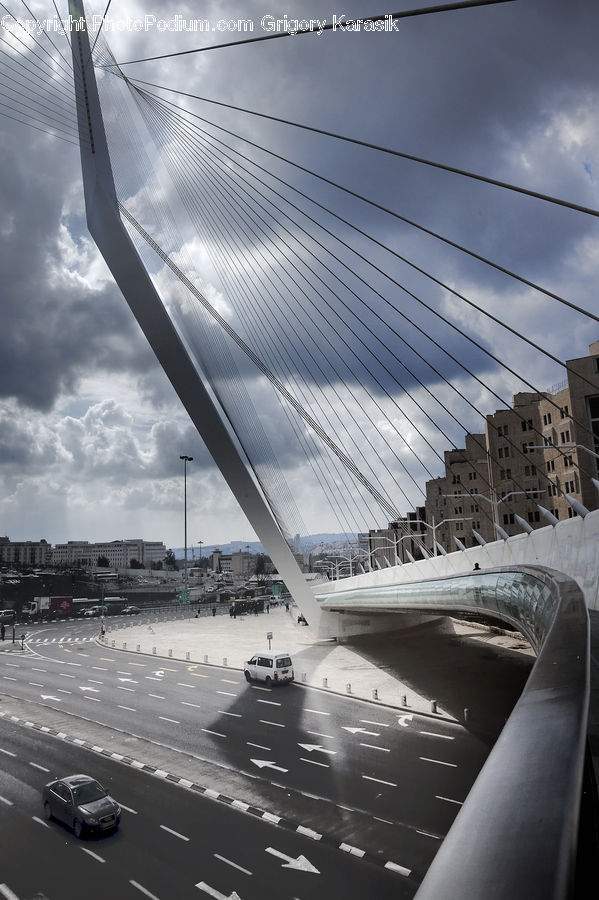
51, 539, 166, 568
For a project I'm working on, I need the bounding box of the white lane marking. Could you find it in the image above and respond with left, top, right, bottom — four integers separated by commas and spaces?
259, 720, 285, 727
219, 711, 241, 717
149, 694, 165, 700
145, 676, 162, 681
417, 829, 442, 839
181, 701, 201, 708
118, 686, 135, 692
214, 853, 252, 875
300, 757, 329, 768
2, 677, 16, 682
92, 666, 108, 671
59, 673, 75, 678
176, 683, 195, 688
0, 748, 16, 757
362, 775, 397, 787
160, 824, 190, 841
385, 861, 412, 877
340, 843, 365, 858
247, 742, 270, 751
66, 662, 81, 667
31, 668, 46, 672
117, 671, 132, 675
420, 757, 457, 768
257, 699, 281, 706
115, 801, 137, 814
305, 708, 330, 716
130, 880, 161, 900
202, 728, 226, 738
32, 816, 49, 827
4, 664, 19, 668
28, 683, 43, 687
88, 679, 104, 685
373, 816, 394, 824
306, 731, 334, 739
419, 730, 454, 740
0, 796, 14, 806
29, 762, 50, 772
342, 726, 379, 736
216, 690, 236, 697
159, 716, 180, 725
0, 883, 20, 899
436, 795, 463, 805
84, 696, 101, 702
360, 743, 390, 752
118, 705, 136, 712
80, 847, 105, 863
361, 719, 389, 727
57, 689, 72, 694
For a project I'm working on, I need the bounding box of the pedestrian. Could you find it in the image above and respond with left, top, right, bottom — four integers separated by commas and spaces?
266, 602, 270, 614
0, 622, 5, 641
285, 602, 289, 612
212, 605, 216, 617
473, 562, 480, 571
232, 603, 237, 620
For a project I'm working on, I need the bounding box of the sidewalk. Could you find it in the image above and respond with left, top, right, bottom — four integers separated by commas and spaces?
103, 604, 535, 729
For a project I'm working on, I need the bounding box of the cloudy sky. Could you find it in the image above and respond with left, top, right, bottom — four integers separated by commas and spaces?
0, 0, 598, 549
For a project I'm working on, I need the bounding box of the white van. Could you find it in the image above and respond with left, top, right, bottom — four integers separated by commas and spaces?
244, 651, 294, 687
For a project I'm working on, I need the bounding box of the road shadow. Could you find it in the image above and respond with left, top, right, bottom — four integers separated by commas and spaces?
342, 616, 534, 741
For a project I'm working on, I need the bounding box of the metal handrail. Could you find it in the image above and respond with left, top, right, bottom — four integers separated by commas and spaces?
316, 566, 590, 899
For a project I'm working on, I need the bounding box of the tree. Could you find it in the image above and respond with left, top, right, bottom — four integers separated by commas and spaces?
255, 553, 266, 576
151, 560, 163, 570
129, 558, 144, 569
164, 549, 176, 570
97, 556, 110, 567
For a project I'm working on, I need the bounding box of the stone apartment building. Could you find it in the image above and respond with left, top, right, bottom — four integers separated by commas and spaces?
370, 341, 599, 556
0, 537, 52, 567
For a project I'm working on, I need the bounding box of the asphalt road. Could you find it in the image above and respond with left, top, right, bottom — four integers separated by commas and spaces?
0, 723, 416, 900
0, 616, 497, 893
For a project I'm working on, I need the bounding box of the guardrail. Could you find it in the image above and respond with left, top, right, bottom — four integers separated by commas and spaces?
316, 566, 590, 899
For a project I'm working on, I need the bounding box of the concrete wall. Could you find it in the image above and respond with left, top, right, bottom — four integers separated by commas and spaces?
311, 508, 599, 638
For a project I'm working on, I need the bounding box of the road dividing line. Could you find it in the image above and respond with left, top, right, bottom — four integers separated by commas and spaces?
117, 705, 136, 712
219, 711, 241, 717
385, 860, 412, 877
160, 824, 190, 841
159, 716, 180, 725
361, 720, 390, 727
420, 757, 457, 767
362, 775, 397, 787
29, 762, 50, 772
360, 743, 390, 752
80, 847, 105, 863
181, 701, 201, 708
436, 795, 463, 805
300, 757, 329, 768
257, 699, 281, 706
216, 690, 236, 697
259, 720, 285, 727
176, 683, 195, 688
419, 730, 454, 739
0, 884, 20, 900
202, 728, 226, 738
247, 742, 270, 751
0, 749, 16, 757
148, 694, 165, 700
214, 853, 252, 875
0, 796, 14, 806
305, 708, 330, 716
130, 881, 161, 900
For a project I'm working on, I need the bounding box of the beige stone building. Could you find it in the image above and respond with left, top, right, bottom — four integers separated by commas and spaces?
371, 341, 599, 556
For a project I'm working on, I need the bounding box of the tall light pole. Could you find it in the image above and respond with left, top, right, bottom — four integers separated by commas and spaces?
180, 455, 193, 601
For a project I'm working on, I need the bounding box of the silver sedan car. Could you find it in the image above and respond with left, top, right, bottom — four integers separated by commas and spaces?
42, 774, 121, 837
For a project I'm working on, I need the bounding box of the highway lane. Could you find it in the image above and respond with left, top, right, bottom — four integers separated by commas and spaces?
1, 618, 495, 876
0, 722, 417, 900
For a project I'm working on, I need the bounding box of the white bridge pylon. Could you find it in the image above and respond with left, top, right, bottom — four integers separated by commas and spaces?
70, 0, 321, 628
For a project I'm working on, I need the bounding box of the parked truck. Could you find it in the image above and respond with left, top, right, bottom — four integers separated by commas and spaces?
22, 596, 73, 620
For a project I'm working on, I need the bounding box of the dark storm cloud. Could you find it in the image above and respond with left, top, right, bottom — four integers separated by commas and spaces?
0, 127, 155, 412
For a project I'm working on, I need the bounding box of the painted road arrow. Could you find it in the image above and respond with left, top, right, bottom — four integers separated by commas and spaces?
40, 695, 62, 702
250, 759, 288, 773
398, 714, 414, 727
78, 686, 100, 692
266, 847, 320, 873
341, 726, 379, 736
196, 882, 241, 900
297, 743, 336, 755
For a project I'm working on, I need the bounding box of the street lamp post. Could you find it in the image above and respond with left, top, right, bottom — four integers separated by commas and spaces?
180, 455, 193, 602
